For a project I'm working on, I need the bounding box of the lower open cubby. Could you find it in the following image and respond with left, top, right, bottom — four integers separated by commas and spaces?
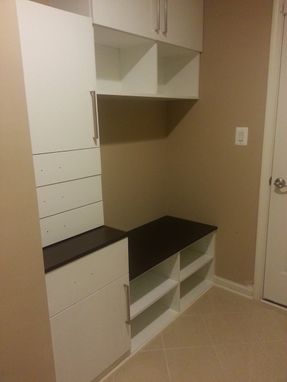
131, 288, 179, 352
128, 216, 217, 352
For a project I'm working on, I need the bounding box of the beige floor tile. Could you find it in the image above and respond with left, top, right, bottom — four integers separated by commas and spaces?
166, 346, 226, 382
162, 314, 212, 348
251, 308, 287, 342
203, 312, 259, 344
114, 350, 169, 382
215, 341, 287, 382
184, 287, 255, 316
140, 334, 164, 352
215, 342, 254, 382
250, 341, 287, 382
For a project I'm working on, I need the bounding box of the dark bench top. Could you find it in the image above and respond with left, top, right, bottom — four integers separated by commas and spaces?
43, 226, 127, 273
128, 216, 217, 280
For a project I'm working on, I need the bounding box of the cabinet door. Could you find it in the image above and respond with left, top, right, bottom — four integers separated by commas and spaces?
50, 274, 130, 382
16, 0, 98, 154
159, 0, 203, 51
92, 0, 159, 40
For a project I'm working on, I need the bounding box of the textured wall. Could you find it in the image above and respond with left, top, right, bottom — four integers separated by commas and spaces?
99, 98, 168, 231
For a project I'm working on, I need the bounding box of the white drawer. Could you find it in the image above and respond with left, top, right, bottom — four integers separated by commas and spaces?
33, 148, 101, 186
40, 202, 104, 247
37, 176, 102, 218
45, 238, 128, 317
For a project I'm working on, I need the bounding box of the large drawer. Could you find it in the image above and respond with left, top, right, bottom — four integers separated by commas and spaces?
45, 238, 129, 317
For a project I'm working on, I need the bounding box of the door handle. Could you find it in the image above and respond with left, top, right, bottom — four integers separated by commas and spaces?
90, 90, 99, 144
274, 177, 287, 189
124, 284, 131, 325
163, 0, 168, 34
154, 0, 160, 32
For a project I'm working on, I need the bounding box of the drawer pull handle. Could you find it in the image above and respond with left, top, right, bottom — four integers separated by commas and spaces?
90, 90, 99, 143
163, 0, 168, 34
154, 0, 160, 32
124, 284, 131, 325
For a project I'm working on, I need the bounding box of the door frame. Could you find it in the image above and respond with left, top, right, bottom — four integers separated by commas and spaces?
254, 0, 286, 300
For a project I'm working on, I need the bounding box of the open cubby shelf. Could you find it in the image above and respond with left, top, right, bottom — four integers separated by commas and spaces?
94, 25, 200, 99
128, 216, 217, 351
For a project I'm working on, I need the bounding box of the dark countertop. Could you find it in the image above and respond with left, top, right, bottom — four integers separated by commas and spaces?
128, 216, 217, 280
43, 226, 127, 273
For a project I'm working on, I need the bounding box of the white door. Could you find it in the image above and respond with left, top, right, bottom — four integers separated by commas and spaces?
16, 0, 98, 154
158, 0, 203, 51
92, 0, 159, 40
50, 274, 130, 382
263, 15, 287, 307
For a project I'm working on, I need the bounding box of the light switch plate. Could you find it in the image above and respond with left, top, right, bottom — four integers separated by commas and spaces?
235, 127, 248, 146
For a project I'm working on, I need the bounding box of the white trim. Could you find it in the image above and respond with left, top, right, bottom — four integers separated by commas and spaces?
254, 0, 285, 300
213, 276, 254, 299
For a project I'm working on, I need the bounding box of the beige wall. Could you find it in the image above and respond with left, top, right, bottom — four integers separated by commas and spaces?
99, 98, 168, 230
100, 1, 273, 285
167, 0, 273, 284
0, 1, 56, 381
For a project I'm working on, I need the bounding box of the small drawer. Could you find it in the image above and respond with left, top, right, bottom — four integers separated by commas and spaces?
33, 148, 101, 186
45, 238, 128, 317
40, 202, 104, 247
37, 175, 102, 218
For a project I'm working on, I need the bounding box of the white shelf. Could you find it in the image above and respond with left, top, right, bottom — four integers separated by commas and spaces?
180, 279, 213, 312
131, 304, 178, 352
130, 272, 178, 320
94, 25, 200, 99
180, 253, 213, 282
98, 91, 197, 100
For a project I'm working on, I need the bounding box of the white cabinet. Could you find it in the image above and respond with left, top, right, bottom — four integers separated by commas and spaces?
158, 0, 203, 51
92, 0, 203, 51
92, 0, 158, 41
46, 239, 130, 382
16, 0, 104, 247
17, 0, 99, 154
51, 275, 130, 382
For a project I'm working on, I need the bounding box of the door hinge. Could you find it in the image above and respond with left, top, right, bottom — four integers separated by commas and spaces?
282, 0, 287, 15
269, 176, 272, 186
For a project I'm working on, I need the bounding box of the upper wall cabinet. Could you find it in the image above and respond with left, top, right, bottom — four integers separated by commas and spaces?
17, 0, 99, 154
91, 0, 159, 42
157, 0, 203, 51
91, 0, 203, 51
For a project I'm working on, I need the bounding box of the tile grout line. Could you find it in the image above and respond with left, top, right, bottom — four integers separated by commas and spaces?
200, 312, 230, 382
161, 334, 173, 382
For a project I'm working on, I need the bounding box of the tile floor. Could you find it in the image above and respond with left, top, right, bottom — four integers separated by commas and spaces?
101, 287, 287, 382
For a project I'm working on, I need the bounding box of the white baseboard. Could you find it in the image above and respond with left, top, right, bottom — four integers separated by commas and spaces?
213, 275, 254, 299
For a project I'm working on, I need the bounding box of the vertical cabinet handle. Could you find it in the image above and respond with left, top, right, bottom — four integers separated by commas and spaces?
163, 0, 168, 34
124, 284, 131, 325
90, 90, 99, 143
154, 0, 160, 32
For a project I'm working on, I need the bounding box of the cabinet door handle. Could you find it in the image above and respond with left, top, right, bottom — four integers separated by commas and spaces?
163, 0, 168, 34
154, 0, 160, 32
124, 284, 131, 325
90, 90, 99, 143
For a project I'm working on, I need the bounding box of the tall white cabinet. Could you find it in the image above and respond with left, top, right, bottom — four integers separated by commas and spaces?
16, 0, 104, 246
